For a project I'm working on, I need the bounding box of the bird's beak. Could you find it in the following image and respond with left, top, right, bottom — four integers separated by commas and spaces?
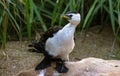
62, 15, 71, 20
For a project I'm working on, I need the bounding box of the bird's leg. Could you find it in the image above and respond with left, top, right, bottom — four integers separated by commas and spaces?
66, 55, 69, 62
35, 55, 52, 70
55, 59, 68, 73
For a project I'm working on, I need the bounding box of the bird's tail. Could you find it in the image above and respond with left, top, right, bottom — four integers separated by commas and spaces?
28, 41, 44, 53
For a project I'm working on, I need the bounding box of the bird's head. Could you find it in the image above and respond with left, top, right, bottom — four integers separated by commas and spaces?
63, 11, 81, 26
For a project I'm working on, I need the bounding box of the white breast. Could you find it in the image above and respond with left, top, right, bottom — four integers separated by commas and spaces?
45, 23, 75, 58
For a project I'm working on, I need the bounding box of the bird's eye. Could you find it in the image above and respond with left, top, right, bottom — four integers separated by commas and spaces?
69, 15, 73, 18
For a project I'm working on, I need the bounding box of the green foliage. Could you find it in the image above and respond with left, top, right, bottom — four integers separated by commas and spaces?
0, 0, 21, 48
114, 49, 120, 59
0, 0, 120, 50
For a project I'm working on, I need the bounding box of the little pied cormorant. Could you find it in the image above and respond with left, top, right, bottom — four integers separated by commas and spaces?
29, 11, 81, 73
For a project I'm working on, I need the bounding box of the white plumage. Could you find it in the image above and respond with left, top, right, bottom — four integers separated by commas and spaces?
45, 12, 81, 61
30, 11, 81, 73
45, 23, 75, 60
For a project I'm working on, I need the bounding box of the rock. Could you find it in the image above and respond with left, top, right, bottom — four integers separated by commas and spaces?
16, 57, 120, 76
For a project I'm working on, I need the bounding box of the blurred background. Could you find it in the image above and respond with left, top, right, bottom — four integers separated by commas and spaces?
0, 0, 120, 57
0, 0, 120, 75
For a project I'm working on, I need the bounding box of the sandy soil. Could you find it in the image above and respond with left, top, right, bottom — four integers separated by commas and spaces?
0, 25, 119, 76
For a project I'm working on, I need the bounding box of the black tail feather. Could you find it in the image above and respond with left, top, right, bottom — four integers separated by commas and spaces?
28, 41, 44, 53
35, 56, 52, 70
32, 41, 42, 51
28, 44, 33, 47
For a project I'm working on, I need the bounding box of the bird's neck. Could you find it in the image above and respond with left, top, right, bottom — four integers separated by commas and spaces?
63, 23, 76, 31
66, 23, 77, 27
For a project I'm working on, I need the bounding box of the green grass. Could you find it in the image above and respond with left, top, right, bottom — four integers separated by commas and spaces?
0, 0, 120, 56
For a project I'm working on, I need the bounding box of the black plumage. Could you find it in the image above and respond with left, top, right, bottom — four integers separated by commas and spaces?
28, 11, 81, 73
29, 26, 62, 55
28, 26, 68, 73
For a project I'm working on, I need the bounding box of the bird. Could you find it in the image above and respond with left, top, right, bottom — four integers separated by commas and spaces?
29, 11, 81, 73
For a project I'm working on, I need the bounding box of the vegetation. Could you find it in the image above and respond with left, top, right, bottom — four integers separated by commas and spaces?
0, 0, 120, 55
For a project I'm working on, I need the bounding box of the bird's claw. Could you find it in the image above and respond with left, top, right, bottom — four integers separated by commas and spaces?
55, 62, 68, 73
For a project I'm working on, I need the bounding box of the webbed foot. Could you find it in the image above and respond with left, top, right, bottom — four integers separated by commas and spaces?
55, 62, 68, 73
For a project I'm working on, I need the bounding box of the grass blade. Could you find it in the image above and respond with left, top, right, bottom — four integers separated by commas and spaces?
33, 2, 47, 31
109, 0, 115, 34
82, 0, 98, 29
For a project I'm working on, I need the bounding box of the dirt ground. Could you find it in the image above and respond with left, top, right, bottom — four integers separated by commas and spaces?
0, 25, 119, 76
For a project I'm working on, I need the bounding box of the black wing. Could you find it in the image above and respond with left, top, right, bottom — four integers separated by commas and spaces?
28, 26, 62, 54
